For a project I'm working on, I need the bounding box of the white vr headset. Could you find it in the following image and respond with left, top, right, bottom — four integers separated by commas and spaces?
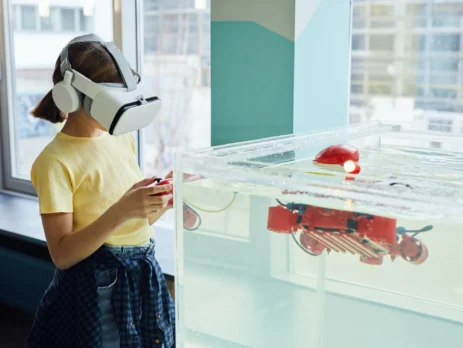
52, 34, 161, 135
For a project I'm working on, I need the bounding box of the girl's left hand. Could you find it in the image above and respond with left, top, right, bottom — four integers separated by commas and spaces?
148, 171, 173, 225
164, 171, 173, 208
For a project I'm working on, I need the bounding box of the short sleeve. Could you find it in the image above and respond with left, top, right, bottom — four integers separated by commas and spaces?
31, 155, 74, 214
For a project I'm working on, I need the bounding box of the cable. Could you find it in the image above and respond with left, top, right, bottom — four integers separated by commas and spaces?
276, 199, 287, 207
182, 193, 237, 231
184, 193, 237, 213
291, 230, 318, 256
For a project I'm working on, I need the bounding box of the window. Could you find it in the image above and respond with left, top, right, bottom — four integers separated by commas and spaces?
430, 59, 459, 72
141, 0, 211, 177
350, 0, 463, 123
40, 7, 58, 31
405, 34, 426, 52
428, 119, 453, 133
15, 6, 92, 33
351, 35, 365, 50
0, 0, 114, 190
60, 8, 76, 32
79, 9, 94, 32
369, 5, 393, 16
141, 0, 211, 225
21, 5, 37, 30
431, 3, 463, 27
352, 5, 366, 28
1, 0, 211, 201
430, 34, 460, 52
369, 34, 394, 52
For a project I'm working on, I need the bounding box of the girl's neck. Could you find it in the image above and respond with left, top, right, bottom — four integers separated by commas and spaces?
60, 110, 107, 138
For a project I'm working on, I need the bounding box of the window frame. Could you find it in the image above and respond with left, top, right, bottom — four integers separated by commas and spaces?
0, 0, 143, 194
0, 0, 34, 194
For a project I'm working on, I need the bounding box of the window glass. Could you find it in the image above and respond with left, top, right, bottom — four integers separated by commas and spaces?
430, 34, 460, 52
349, 0, 463, 121
61, 8, 76, 32
428, 119, 453, 132
79, 8, 94, 32
40, 7, 58, 31
351, 34, 365, 50
141, 0, 211, 226
21, 5, 37, 30
7, 0, 113, 179
369, 34, 394, 52
141, 0, 211, 178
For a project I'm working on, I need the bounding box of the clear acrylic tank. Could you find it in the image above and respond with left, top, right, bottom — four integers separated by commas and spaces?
173, 123, 463, 348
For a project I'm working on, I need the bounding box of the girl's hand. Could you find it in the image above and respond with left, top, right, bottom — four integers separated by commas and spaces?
116, 177, 173, 221
148, 172, 174, 225
164, 171, 173, 208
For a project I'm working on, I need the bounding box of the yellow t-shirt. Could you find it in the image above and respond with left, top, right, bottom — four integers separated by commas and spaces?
30, 131, 153, 246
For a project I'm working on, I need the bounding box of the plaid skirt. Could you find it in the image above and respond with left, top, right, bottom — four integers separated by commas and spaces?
26, 239, 175, 348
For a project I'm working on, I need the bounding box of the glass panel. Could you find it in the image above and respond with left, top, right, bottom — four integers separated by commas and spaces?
79, 8, 94, 32
176, 124, 463, 347
39, 7, 58, 31
8, 0, 113, 179
369, 34, 394, 52
60, 8, 76, 32
21, 5, 37, 30
141, 0, 211, 226
431, 2, 463, 27
350, 0, 463, 120
351, 34, 365, 50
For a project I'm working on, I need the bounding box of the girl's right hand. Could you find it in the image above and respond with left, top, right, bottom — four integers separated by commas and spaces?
116, 177, 173, 220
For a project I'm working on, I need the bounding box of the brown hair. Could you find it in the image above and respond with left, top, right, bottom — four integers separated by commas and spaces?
31, 41, 139, 123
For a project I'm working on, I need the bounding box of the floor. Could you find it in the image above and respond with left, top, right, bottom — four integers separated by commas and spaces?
0, 304, 34, 348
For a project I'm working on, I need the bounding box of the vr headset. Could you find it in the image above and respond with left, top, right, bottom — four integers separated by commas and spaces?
52, 34, 161, 136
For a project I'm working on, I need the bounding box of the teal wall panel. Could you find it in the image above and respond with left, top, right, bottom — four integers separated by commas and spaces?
211, 21, 295, 146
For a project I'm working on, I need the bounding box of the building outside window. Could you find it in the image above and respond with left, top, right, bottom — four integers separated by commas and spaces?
428, 119, 453, 132
60, 8, 76, 32
349, 0, 463, 124
20, 5, 37, 30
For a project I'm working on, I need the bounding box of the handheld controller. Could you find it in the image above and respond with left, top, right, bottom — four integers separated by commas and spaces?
155, 178, 174, 206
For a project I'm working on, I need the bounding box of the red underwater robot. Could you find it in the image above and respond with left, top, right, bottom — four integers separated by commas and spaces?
267, 201, 431, 265
268, 144, 431, 266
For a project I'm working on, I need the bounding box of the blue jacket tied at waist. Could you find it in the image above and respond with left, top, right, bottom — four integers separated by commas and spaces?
27, 240, 175, 348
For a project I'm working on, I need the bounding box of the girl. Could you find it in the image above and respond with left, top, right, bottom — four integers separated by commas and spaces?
26, 37, 175, 348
